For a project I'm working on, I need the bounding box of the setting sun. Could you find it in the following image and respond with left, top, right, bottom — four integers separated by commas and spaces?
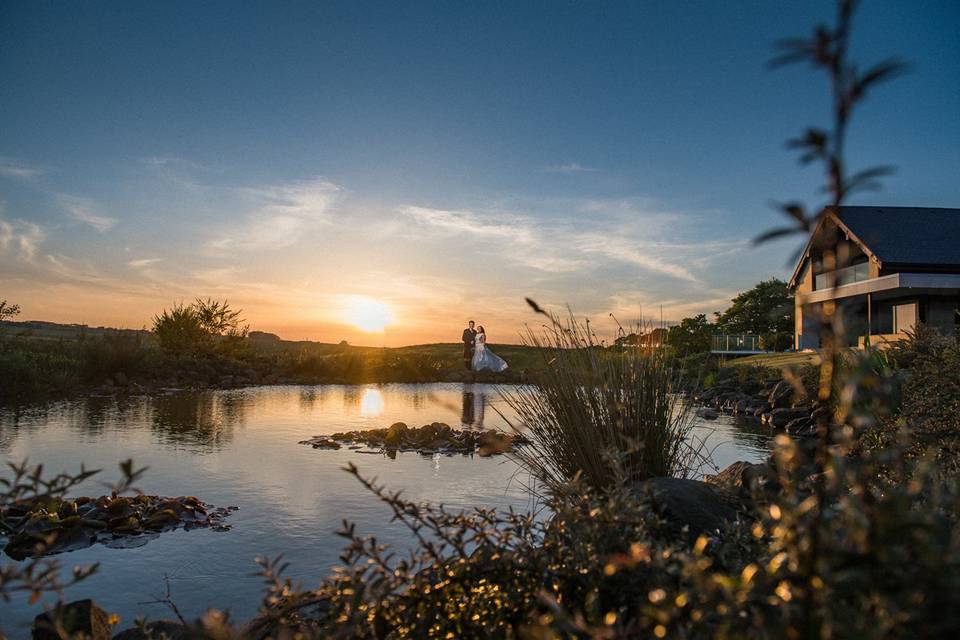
342, 296, 395, 333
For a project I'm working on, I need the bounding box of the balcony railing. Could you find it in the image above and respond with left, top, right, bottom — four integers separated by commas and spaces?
710, 334, 766, 353
814, 261, 869, 290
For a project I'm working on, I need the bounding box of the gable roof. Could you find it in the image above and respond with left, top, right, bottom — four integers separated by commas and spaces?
789, 206, 960, 288
838, 206, 960, 267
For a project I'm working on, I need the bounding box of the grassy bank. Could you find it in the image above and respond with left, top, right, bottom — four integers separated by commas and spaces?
0, 320, 547, 404
728, 350, 823, 368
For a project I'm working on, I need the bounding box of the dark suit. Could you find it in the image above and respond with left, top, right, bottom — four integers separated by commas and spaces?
462, 328, 477, 370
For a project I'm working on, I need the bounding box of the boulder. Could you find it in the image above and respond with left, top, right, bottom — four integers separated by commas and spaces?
113, 620, 189, 640
698, 386, 736, 403
635, 477, 739, 537
767, 380, 794, 409
786, 416, 818, 437
765, 407, 811, 429
384, 422, 408, 447
751, 402, 771, 418
33, 599, 113, 640
705, 461, 780, 497
697, 407, 719, 420
810, 405, 832, 421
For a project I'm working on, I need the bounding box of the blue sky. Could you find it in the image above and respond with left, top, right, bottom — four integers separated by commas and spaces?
1, 1, 958, 344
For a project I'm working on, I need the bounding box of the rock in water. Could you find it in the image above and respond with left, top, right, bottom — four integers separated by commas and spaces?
298, 436, 342, 449
2, 494, 235, 560
766, 407, 811, 429
33, 599, 113, 640
306, 423, 525, 456
385, 422, 408, 446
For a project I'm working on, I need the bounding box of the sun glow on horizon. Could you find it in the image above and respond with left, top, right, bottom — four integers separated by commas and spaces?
342, 296, 395, 333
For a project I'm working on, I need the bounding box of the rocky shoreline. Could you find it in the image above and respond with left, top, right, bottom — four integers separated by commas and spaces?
694, 375, 821, 438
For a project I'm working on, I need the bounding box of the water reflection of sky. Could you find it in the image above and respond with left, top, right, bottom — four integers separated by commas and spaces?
0, 383, 769, 634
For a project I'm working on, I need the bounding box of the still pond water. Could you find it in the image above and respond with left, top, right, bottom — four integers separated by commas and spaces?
0, 383, 770, 633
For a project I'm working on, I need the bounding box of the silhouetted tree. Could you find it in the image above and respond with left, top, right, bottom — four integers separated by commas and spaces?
152, 299, 247, 356
714, 279, 793, 351
665, 313, 712, 356
0, 299, 20, 322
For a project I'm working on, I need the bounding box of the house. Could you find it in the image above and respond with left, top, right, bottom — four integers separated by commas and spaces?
615, 327, 668, 350
789, 206, 960, 349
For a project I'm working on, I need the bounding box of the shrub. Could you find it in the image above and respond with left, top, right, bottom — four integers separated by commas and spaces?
503, 306, 698, 494
80, 332, 153, 383
152, 298, 249, 357
152, 303, 206, 356
0, 340, 81, 400
862, 326, 960, 473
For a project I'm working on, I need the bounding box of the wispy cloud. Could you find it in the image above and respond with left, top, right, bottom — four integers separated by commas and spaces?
141, 155, 211, 171
128, 257, 163, 268
140, 155, 217, 190
401, 206, 537, 244
0, 157, 45, 180
209, 178, 342, 250
0, 218, 46, 260
400, 205, 583, 273
544, 162, 598, 174
59, 195, 118, 232
571, 233, 699, 282
401, 202, 704, 280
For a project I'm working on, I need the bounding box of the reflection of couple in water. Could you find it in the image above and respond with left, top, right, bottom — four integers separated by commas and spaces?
461, 320, 508, 372
461, 388, 485, 428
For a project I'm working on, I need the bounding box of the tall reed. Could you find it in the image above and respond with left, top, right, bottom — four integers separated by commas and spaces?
504, 303, 699, 494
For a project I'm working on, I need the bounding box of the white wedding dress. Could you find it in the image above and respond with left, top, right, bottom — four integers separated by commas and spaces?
471, 333, 508, 372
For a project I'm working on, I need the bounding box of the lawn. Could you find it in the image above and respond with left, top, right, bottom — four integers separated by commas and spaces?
727, 351, 822, 368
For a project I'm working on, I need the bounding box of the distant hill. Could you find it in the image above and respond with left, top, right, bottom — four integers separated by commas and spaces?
0, 320, 152, 341
0, 320, 494, 354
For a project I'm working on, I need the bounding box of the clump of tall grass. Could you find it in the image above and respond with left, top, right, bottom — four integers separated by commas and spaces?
504, 301, 701, 494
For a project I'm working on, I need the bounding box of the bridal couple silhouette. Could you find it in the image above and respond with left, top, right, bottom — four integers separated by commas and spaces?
461, 320, 508, 373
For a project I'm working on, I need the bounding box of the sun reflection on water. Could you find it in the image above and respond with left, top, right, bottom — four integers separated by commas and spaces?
359, 388, 385, 417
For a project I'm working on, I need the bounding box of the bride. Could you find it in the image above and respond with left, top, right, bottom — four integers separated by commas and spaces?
471, 326, 508, 372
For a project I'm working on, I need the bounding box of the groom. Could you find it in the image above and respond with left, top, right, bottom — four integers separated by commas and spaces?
461, 320, 477, 371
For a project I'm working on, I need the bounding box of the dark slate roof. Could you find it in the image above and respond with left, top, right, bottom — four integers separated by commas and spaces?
836, 206, 960, 267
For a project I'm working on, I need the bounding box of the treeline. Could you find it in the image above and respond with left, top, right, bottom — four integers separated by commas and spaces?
615, 278, 794, 356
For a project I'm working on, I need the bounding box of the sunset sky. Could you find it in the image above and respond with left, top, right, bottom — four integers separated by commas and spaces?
2, 1, 958, 346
